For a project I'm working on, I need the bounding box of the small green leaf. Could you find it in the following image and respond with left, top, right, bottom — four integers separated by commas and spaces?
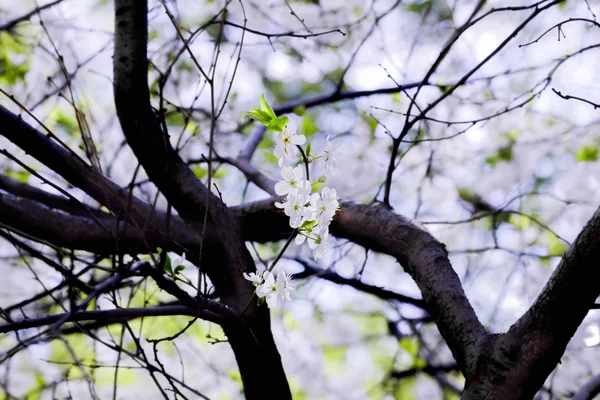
400, 337, 419, 357
245, 108, 272, 125
164, 255, 173, 275
548, 234, 567, 256
575, 146, 598, 162
498, 146, 513, 161
300, 219, 318, 229
192, 165, 207, 179
174, 265, 185, 275
259, 94, 276, 119
305, 141, 312, 157
267, 116, 288, 132
5, 169, 29, 183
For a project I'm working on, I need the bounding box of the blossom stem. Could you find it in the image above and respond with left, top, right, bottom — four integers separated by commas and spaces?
296, 145, 310, 181
268, 229, 297, 273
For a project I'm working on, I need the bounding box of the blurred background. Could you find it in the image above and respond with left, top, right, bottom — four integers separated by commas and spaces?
0, 0, 599, 398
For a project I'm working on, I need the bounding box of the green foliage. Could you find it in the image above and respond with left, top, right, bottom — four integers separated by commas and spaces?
406, 0, 432, 15
485, 146, 513, 167
300, 115, 318, 137
393, 376, 417, 400
0, 31, 30, 85
4, 168, 30, 183
355, 314, 388, 335
575, 146, 598, 162
267, 115, 289, 133
546, 233, 567, 256
48, 108, 79, 137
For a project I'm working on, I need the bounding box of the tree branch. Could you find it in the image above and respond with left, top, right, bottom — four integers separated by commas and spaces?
473, 206, 600, 399
0, 0, 66, 32
112, 2, 289, 397
0, 305, 220, 334
0, 191, 195, 255
234, 200, 487, 376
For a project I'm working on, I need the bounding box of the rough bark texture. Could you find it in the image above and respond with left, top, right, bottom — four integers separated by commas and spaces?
112, 1, 290, 397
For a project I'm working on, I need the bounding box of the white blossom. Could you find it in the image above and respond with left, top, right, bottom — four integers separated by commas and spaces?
276, 268, 295, 303
243, 271, 263, 286
308, 229, 331, 260
274, 121, 306, 167
308, 187, 339, 229
323, 135, 341, 175
275, 190, 310, 228
274, 165, 311, 196
256, 271, 279, 307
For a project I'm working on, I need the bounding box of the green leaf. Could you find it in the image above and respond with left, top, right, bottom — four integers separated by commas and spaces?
558, 0, 567, 8
300, 219, 318, 229
363, 114, 378, 134
300, 115, 318, 137
508, 214, 531, 230
259, 94, 276, 119
164, 255, 173, 275
165, 112, 186, 127
267, 116, 289, 132
174, 265, 185, 275
576, 146, 598, 162
305, 141, 312, 157
192, 165, 207, 179
5, 169, 29, 183
400, 337, 419, 357
498, 146, 513, 161
245, 108, 273, 125
547, 233, 567, 256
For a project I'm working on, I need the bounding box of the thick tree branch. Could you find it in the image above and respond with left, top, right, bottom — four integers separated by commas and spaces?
0, 105, 208, 251
234, 200, 487, 377
0, 190, 195, 255
0, 174, 105, 218
463, 206, 600, 399
573, 373, 600, 400
112, 2, 289, 397
0, 305, 220, 334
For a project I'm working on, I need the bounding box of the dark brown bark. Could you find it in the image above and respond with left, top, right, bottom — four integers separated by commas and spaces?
112, 1, 290, 397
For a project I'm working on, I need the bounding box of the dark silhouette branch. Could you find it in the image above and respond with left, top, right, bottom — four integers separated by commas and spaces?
0, 0, 66, 32
0, 305, 220, 334
112, 1, 290, 397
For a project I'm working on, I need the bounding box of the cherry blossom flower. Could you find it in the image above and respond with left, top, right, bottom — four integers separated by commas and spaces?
257, 271, 280, 307
276, 268, 295, 303
275, 190, 310, 228
323, 135, 341, 175
243, 271, 263, 286
309, 187, 339, 229
274, 121, 306, 166
308, 230, 331, 260
275, 165, 311, 196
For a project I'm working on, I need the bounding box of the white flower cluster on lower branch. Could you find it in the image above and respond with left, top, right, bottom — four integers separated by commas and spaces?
243, 95, 341, 307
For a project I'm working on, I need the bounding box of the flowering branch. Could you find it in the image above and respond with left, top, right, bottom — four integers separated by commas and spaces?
242, 96, 341, 307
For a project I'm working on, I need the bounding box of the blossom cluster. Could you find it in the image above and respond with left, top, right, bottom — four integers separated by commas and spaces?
242, 95, 341, 307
